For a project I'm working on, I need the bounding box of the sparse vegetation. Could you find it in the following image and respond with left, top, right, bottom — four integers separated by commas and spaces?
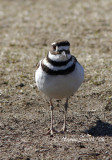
0, 0, 112, 159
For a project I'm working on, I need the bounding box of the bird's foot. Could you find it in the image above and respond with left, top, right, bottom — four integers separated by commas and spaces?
59, 126, 67, 134
45, 128, 58, 137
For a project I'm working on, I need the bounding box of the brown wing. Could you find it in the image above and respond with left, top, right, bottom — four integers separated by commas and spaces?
36, 61, 40, 69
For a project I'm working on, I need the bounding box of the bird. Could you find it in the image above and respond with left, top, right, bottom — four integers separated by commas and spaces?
35, 40, 84, 136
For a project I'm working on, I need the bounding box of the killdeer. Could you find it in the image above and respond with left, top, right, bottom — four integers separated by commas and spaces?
35, 40, 84, 136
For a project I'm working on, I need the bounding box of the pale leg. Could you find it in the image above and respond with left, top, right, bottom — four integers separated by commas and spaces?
50, 99, 54, 136
60, 98, 68, 132
46, 99, 57, 136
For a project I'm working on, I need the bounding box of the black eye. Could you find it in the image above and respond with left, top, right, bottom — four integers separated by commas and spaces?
53, 45, 56, 51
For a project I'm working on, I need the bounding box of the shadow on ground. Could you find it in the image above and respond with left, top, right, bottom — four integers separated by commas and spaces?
84, 120, 112, 137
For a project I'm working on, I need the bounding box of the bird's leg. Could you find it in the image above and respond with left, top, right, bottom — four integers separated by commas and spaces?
63, 98, 68, 131
50, 99, 54, 136
46, 99, 57, 136
60, 98, 68, 132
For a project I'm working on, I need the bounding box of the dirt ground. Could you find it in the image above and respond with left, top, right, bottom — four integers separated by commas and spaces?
0, 0, 112, 159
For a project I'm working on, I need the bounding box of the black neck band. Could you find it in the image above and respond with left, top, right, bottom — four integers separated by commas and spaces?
47, 54, 72, 66
41, 62, 76, 75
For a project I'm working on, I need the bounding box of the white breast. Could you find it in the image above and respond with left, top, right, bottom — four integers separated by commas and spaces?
35, 62, 84, 99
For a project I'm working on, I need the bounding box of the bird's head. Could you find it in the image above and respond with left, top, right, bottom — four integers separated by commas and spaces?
51, 40, 70, 55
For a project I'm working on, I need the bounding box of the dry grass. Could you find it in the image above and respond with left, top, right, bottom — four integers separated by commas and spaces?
0, 0, 112, 159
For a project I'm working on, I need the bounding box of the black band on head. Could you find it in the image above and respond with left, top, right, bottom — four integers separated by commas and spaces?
56, 41, 70, 47
50, 50, 70, 55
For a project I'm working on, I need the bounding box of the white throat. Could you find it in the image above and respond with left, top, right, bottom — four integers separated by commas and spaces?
48, 51, 72, 62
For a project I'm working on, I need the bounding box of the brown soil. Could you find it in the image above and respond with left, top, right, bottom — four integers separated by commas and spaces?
0, 0, 112, 159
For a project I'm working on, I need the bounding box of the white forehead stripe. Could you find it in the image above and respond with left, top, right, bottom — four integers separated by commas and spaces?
51, 42, 56, 45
